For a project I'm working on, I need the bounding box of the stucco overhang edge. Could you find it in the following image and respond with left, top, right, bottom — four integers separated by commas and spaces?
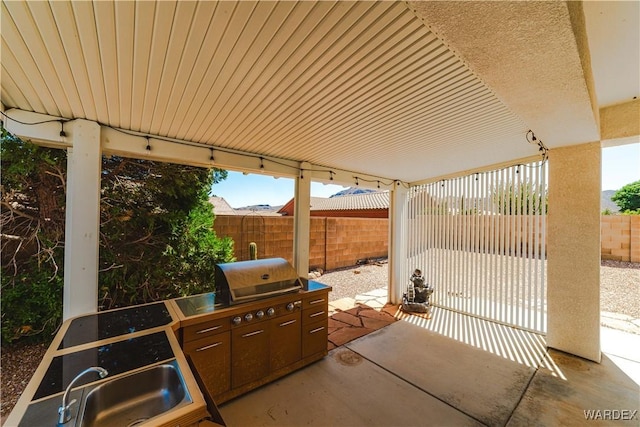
599, 99, 640, 144
406, 0, 600, 148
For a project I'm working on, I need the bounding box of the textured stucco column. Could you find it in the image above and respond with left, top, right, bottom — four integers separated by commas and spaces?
389, 183, 409, 304
293, 172, 311, 279
63, 120, 102, 320
547, 142, 601, 362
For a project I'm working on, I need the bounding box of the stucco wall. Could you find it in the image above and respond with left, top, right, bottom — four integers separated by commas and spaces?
547, 142, 601, 362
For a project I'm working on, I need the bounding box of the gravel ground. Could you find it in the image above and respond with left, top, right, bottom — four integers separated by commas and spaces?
1, 341, 48, 419
600, 260, 640, 318
319, 262, 391, 302
2, 260, 637, 420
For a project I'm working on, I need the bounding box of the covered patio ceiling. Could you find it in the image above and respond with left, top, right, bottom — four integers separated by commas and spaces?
1, 1, 638, 184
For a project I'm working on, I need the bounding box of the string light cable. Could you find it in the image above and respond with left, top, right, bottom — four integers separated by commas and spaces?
1, 110, 409, 189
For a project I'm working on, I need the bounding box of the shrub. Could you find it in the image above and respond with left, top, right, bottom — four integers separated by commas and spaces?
1, 128, 234, 344
1, 257, 64, 343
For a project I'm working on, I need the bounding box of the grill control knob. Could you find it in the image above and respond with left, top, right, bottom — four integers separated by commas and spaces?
286, 302, 294, 312
266, 308, 275, 317
232, 316, 242, 325
256, 310, 265, 319
244, 313, 253, 322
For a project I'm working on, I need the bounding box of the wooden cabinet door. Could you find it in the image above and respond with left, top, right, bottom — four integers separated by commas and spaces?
183, 331, 231, 398
302, 319, 328, 358
231, 323, 269, 388
269, 311, 301, 371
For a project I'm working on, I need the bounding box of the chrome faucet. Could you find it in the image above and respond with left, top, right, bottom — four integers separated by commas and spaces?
58, 367, 108, 425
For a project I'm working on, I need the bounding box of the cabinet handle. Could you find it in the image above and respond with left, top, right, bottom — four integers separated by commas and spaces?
308, 298, 325, 305
196, 325, 221, 334
279, 319, 297, 327
195, 342, 222, 352
309, 326, 325, 334
309, 311, 325, 318
242, 329, 264, 338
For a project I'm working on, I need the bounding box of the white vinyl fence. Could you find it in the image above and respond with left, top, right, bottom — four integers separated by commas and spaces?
406, 161, 547, 333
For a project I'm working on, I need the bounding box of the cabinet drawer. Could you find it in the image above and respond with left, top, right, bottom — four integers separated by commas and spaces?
302, 319, 328, 359
302, 307, 328, 325
183, 318, 229, 343
302, 294, 328, 310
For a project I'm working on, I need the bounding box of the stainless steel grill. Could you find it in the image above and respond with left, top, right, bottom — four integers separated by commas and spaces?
214, 258, 303, 305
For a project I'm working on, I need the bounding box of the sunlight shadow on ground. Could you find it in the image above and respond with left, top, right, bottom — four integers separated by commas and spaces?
385, 305, 567, 379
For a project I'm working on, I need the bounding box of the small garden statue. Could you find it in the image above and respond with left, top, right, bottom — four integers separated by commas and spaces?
402, 268, 433, 313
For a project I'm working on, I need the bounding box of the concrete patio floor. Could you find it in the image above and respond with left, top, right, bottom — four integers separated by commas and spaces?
219, 297, 640, 426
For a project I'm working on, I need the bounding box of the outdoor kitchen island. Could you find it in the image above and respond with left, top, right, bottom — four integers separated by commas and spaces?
5, 261, 331, 427
172, 278, 332, 406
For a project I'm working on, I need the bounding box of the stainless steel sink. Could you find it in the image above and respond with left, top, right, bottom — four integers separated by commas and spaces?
79, 360, 191, 427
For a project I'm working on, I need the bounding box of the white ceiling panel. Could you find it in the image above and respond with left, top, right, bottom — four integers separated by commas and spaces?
1, 1, 616, 183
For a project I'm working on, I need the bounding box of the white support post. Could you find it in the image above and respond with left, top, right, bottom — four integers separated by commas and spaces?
293, 166, 311, 281
63, 120, 102, 320
547, 142, 601, 362
389, 183, 409, 304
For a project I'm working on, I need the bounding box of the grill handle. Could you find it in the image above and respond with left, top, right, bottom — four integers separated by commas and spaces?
231, 285, 301, 302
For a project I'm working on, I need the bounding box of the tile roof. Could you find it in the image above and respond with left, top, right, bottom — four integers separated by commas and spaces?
310, 191, 389, 211
209, 196, 236, 215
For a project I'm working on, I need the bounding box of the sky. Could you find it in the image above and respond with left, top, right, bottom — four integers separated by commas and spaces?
211, 171, 347, 208
211, 143, 640, 208
601, 142, 640, 191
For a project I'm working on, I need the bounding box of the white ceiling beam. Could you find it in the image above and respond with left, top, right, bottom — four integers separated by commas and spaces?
4, 107, 399, 188
102, 124, 398, 190
101, 126, 300, 177
2, 108, 69, 148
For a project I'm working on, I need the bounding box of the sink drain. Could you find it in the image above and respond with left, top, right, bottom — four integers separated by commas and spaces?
127, 418, 149, 427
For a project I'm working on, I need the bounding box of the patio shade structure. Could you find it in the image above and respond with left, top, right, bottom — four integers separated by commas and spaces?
1, 1, 638, 362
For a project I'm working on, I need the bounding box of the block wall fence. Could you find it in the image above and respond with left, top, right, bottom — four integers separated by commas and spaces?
213, 215, 639, 271
213, 215, 389, 271
601, 215, 640, 262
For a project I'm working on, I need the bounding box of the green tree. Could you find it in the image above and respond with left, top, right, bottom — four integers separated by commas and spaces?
98, 156, 235, 309
1, 128, 234, 343
611, 180, 640, 212
491, 182, 547, 214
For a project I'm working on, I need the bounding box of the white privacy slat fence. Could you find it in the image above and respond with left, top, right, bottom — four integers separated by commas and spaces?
406, 161, 547, 333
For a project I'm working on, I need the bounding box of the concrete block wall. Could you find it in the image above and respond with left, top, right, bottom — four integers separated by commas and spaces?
214, 214, 639, 269
212, 216, 295, 264
632, 216, 640, 263
324, 217, 388, 271
601, 215, 639, 262
213, 215, 388, 271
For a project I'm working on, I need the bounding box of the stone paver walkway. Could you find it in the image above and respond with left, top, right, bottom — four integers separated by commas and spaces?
327, 287, 434, 349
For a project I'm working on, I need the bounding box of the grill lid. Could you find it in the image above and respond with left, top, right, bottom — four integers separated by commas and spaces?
215, 258, 302, 304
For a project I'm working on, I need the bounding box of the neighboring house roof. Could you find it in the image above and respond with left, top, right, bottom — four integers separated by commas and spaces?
209, 196, 236, 215
311, 191, 389, 211
278, 191, 389, 216
232, 209, 282, 217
